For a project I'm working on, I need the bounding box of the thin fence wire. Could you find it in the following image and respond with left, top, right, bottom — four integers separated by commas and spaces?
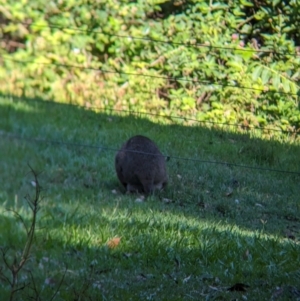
1, 22, 299, 182
12, 21, 300, 57
2, 56, 299, 98
8, 97, 298, 135
93, 106, 298, 134
1, 132, 299, 176
1, 21, 299, 135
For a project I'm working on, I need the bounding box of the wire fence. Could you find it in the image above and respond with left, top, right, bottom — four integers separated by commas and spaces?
1, 132, 299, 176
1, 56, 299, 98
5, 96, 298, 135
1, 20, 299, 100
0, 20, 299, 208
1, 21, 299, 118
1, 21, 299, 99
10, 21, 300, 57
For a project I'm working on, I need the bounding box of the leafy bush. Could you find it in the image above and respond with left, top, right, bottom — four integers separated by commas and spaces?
0, 0, 299, 136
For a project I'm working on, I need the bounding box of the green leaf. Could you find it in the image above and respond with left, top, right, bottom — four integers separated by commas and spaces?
261, 68, 270, 84
252, 65, 263, 81
272, 75, 280, 88
240, 0, 254, 6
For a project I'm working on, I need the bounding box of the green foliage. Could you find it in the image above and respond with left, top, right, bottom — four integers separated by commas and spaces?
0, 0, 299, 135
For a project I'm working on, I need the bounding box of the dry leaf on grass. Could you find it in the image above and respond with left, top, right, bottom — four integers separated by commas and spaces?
107, 237, 121, 249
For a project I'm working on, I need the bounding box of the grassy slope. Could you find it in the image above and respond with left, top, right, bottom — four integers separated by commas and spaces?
0, 96, 299, 300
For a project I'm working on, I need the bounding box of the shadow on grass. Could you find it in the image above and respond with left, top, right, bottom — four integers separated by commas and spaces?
0, 94, 300, 299
0, 93, 299, 236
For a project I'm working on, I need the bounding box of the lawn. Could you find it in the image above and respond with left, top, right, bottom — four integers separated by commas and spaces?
0, 95, 299, 300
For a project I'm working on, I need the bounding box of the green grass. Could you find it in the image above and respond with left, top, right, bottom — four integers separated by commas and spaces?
0, 95, 299, 300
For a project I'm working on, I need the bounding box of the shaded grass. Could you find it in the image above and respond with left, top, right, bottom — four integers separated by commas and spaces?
0, 96, 299, 300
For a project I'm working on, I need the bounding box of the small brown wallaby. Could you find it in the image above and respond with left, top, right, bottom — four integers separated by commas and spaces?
115, 135, 168, 194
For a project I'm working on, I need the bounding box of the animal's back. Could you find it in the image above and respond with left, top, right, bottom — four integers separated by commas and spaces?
115, 135, 167, 194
